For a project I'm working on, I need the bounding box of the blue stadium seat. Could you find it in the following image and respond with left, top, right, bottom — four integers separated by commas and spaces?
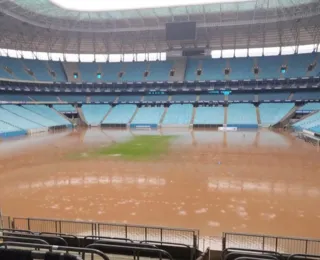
100, 63, 123, 82
22, 59, 53, 81
90, 95, 116, 103
228, 57, 255, 80
147, 61, 173, 82
299, 102, 320, 111
171, 95, 197, 102
292, 91, 320, 101
82, 104, 111, 125
59, 95, 86, 103
23, 105, 71, 126
0, 106, 43, 130
2, 105, 59, 127
194, 106, 224, 125
144, 95, 169, 102
200, 59, 226, 81
79, 62, 99, 82
0, 120, 24, 138
102, 105, 137, 124
227, 103, 258, 128
0, 94, 31, 102
30, 95, 59, 102
53, 104, 76, 113
47, 61, 67, 82
259, 103, 295, 126
121, 62, 147, 82
131, 107, 164, 125
0, 57, 34, 81
185, 59, 200, 81
228, 93, 254, 102
162, 104, 193, 125
258, 92, 291, 101
293, 111, 320, 133
118, 95, 141, 102
199, 94, 225, 102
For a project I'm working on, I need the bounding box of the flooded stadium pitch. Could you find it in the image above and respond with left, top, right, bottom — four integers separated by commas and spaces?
0, 128, 320, 240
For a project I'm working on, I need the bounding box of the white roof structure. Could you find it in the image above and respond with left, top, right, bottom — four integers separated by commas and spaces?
0, 0, 319, 54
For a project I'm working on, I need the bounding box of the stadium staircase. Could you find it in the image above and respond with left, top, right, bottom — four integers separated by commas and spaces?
159, 107, 168, 126
224, 106, 228, 125
45, 61, 55, 81
100, 106, 113, 124
168, 57, 187, 82
190, 106, 197, 125
256, 106, 261, 125
128, 106, 139, 125
63, 62, 81, 82
76, 106, 88, 126
288, 93, 294, 100
52, 106, 73, 124
277, 105, 300, 128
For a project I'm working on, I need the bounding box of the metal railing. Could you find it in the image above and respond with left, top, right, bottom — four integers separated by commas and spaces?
4, 215, 320, 255
11, 217, 199, 248
223, 232, 320, 255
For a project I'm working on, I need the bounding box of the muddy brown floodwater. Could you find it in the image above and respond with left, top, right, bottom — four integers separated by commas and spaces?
0, 128, 320, 242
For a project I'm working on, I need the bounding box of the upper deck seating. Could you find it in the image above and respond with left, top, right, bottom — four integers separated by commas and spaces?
90, 95, 116, 103
171, 95, 197, 102
144, 95, 169, 102
292, 91, 320, 101
258, 92, 291, 101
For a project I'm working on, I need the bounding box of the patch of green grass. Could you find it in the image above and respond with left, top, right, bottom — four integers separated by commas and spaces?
74, 135, 175, 161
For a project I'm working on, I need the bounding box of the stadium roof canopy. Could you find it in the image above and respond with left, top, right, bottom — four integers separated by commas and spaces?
0, 0, 319, 54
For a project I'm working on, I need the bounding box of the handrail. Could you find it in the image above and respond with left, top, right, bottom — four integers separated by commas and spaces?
1, 228, 34, 234
223, 232, 320, 243
93, 240, 157, 248
222, 248, 283, 260
0, 242, 110, 260
196, 247, 210, 260
140, 240, 192, 248
235, 257, 276, 260
140, 240, 194, 260
223, 252, 280, 260
86, 243, 173, 260
39, 232, 80, 247
3, 232, 68, 246
84, 235, 134, 243
0, 235, 49, 245
288, 254, 320, 260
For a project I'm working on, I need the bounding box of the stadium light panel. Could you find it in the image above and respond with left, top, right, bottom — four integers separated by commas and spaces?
50, 0, 249, 12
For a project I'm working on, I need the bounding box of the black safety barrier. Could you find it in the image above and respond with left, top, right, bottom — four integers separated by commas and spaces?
0, 241, 110, 260
86, 243, 173, 260
140, 240, 195, 260
0, 235, 49, 245
3, 232, 68, 246
40, 232, 80, 247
